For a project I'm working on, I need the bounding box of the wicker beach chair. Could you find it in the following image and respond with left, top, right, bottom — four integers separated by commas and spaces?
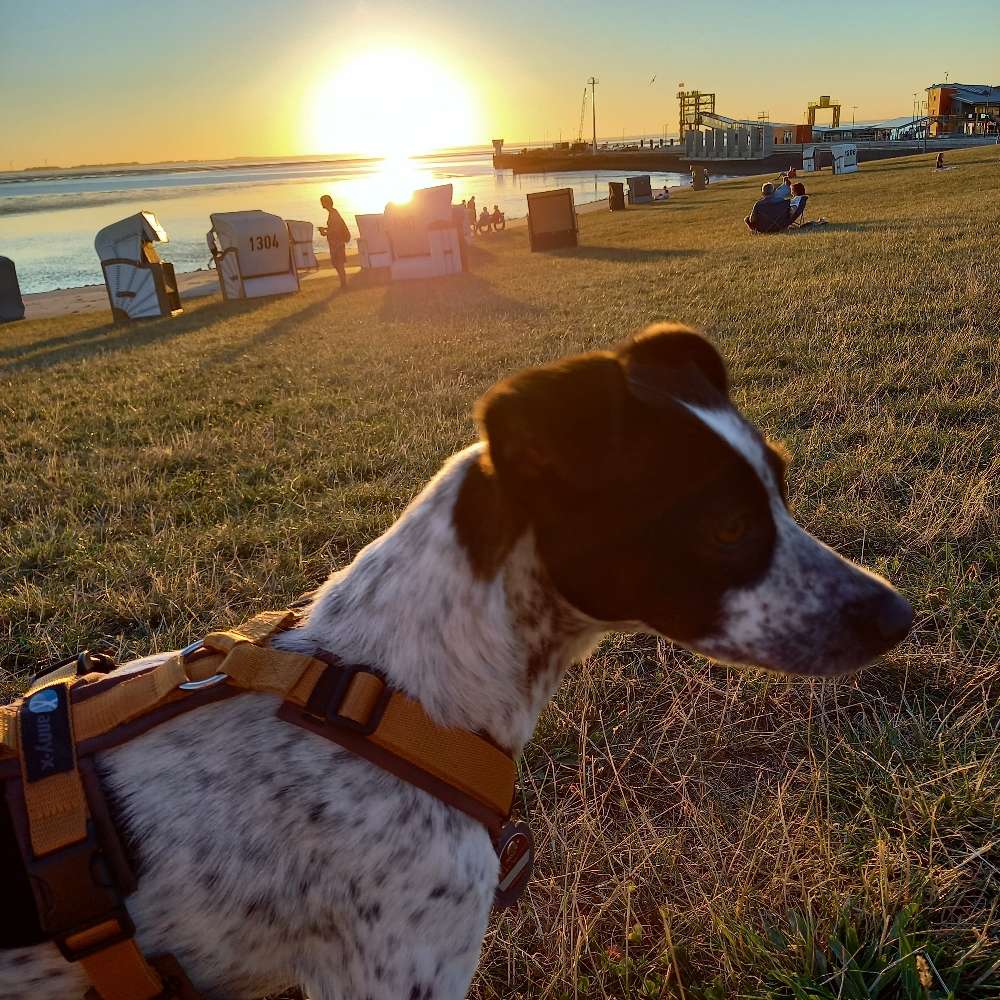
94, 212, 181, 322
206, 211, 300, 300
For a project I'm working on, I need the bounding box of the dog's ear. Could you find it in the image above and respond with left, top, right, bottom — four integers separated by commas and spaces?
475, 352, 627, 493
619, 323, 729, 405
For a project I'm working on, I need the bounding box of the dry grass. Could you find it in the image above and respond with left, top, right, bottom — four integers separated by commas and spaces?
2, 145, 999, 998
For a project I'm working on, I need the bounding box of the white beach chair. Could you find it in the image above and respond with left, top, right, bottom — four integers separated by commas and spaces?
94, 212, 181, 322
286, 220, 319, 272
206, 211, 300, 300
355, 214, 393, 270
831, 143, 859, 175
802, 145, 817, 172
383, 184, 463, 281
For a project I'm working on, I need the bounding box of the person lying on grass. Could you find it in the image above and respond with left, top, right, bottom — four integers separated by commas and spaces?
769, 173, 792, 201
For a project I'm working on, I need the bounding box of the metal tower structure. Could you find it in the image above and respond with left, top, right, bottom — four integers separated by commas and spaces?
677, 90, 716, 140
587, 77, 599, 152
806, 95, 841, 128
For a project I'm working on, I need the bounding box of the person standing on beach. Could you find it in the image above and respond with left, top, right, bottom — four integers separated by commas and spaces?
319, 194, 350, 290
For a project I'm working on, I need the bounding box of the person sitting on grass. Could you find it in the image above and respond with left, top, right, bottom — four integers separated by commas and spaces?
745, 182, 791, 234
786, 182, 831, 229
792, 182, 830, 229
490, 204, 505, 230
477, 206, 493, 234
788, 181, 809, 225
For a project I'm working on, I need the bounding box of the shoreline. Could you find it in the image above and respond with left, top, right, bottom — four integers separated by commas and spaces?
18, 198, 613, 320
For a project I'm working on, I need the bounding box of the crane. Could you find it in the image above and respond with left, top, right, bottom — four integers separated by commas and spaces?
577, 86, 588, 143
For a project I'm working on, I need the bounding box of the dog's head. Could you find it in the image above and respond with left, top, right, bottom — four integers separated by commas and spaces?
457, 323, 911, 677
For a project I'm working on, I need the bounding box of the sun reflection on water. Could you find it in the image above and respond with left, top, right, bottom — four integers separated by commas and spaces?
335, 156, 434, 214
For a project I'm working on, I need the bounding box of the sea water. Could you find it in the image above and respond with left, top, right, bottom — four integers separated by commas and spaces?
0, 150, 693, 295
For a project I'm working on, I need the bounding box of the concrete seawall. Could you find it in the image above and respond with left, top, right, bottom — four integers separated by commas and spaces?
493, 136, 995, 175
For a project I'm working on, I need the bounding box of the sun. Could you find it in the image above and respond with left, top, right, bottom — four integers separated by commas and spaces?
309, 49, 478, 157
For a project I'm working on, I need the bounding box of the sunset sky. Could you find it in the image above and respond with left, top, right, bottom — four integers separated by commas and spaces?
3, 0, 998, 169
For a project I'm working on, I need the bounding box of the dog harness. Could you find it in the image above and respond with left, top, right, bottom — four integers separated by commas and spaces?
0, 609, 532, 999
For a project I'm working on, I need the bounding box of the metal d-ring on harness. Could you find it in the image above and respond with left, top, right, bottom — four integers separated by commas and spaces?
175, 640, 227, 691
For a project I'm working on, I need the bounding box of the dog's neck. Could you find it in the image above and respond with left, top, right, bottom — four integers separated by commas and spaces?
277, 446, 607, 755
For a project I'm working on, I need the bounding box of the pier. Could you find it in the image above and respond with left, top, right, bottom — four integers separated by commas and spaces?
493, 84, 998, 176
491, 137, 992, 175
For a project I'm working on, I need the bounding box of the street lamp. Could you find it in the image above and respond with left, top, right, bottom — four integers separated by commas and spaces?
852, 105, 858, 126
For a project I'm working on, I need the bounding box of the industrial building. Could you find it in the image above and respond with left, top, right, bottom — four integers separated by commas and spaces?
926, 83, 1000, 136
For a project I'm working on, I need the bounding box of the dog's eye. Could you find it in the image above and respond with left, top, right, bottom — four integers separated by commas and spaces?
713, 512, 748, 545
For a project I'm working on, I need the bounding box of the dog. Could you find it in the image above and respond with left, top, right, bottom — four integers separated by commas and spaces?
1, 324, 912, 1000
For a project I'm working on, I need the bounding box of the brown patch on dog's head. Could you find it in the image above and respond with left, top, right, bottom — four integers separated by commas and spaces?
454, 324, 777, 643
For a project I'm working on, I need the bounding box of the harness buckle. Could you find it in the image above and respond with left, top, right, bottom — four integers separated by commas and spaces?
57, 909, 136, 962
15, 817, 134, 961
303, 657, 392, 736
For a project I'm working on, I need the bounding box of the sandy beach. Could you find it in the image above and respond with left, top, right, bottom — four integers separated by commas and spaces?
18, 198, 610, 320
20, 266, 345, 321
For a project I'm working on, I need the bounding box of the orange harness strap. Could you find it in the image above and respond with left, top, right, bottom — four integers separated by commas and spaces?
10, 680, 169, 1000
3, 607, 522, 999
77, 934, 163, 1000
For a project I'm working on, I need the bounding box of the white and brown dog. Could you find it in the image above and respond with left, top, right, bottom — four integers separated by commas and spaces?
1, 324, 911, 1000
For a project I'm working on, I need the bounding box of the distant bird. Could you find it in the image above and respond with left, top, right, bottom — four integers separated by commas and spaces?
649, 75, 656, 85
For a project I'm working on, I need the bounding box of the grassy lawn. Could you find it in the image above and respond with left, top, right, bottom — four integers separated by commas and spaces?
2, 145, 998, 998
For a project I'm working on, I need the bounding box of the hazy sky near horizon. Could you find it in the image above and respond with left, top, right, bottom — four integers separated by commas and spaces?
2, 0, 998, 168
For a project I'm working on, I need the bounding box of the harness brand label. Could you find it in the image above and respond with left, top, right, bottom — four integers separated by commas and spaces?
20, 685, 74, 783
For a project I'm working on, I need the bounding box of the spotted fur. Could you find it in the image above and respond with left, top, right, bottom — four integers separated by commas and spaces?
0, 324, 910, 999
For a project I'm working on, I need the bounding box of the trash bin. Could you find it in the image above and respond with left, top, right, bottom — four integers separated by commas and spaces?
626, 175, 653, 204
609, 182, 626, 211
0, 256, 25, 323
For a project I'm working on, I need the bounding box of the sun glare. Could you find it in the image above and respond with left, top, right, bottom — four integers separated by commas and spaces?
310, 49, 478, 157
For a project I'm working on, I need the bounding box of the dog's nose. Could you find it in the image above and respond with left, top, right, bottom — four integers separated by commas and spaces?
878, 590, 913, 646
875, 590, 913, 646
845, 586, 912, 662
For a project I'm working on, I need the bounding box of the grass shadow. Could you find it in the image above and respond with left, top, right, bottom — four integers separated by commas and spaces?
551, 246, 705, 263
0, 319, 119, 360
783, 219, 898, 234
2, 297, 272, 372
464, 241, 502, 263
378, 272, 539, 323
204, 294, 340, 365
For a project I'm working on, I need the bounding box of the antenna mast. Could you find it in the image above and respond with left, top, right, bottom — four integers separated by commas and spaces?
587, 76, 599, 153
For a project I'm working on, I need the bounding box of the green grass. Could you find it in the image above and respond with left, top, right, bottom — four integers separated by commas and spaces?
2, 145, 999, 998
